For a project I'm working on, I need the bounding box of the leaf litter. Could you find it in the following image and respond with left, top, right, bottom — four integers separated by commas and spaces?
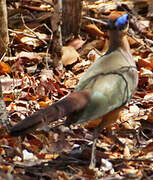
0, 0, 153, 179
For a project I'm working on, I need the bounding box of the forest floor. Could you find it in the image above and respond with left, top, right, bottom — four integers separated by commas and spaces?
0, 0, 153, 179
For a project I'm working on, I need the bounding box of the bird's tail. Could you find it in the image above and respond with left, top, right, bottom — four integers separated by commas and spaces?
10, 90, 90, 136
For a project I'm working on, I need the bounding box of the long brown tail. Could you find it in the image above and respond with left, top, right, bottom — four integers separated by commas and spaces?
10, 90, 90, 136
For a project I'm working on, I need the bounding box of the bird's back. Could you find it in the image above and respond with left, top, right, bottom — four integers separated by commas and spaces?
70, 48, 138, 124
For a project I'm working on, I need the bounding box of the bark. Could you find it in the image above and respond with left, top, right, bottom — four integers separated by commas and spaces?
50, 0, 63, 67
50, 0, 82, 67
0, 0, 9, 59
62, 0, 82, 40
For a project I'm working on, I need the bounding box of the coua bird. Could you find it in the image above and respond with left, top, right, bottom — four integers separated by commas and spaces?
9, 12, 138, 168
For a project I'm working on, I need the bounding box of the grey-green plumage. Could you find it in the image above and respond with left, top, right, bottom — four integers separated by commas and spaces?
66, 48, 138, 124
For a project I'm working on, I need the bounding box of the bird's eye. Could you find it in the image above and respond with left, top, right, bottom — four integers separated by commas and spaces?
115, 14, 129, 30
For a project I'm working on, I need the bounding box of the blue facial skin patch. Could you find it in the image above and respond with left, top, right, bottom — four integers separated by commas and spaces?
115, 14, 129, 28
107, 14, 129, 29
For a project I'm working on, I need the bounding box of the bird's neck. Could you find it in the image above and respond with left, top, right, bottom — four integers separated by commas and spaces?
108, 30, 131, 54
108, 29, 134, 65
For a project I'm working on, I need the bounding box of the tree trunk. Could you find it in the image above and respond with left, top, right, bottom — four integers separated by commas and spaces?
0, 0, 9, 130
50, 0, 63, 67
62, 0, 82, 41
50, 0, 82, 67
0, 0, 9, 59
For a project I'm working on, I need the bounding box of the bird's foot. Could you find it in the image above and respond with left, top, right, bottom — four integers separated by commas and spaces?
89, 136, 97, 169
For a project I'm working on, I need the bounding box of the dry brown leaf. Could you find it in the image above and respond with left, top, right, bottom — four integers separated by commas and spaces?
87, 49, 101, 61
20, 32, 47, 47
72, 59, 91, 73
1, 77, 22, 94
40, 69, 54, 81
142, 142, 153, 154
0, 62, 12, 74
85, 24, 104, 38
56, 171, 69, 180
138, 59, 153, 71
79, 39, 105, 57
127, 36, 139, 48
11, 59, 24, 73
62, 46, 79, 66
67, 38, 86, 50
18, 51, 42, 63
36, 85, 46, 97
38, 101, 51, 108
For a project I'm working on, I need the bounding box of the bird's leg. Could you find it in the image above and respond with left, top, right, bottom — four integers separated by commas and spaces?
89, 116, 113, 169
89, 118, 105, 169
89, 128, 99, 169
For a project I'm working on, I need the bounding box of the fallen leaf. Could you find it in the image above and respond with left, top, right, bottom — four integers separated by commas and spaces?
138, 59, 153, 71
0, 62, 12, 74
67, 38, 86, 50
62, 46, 79, 66
142, 142, 153, 154
85, 24, 104, 38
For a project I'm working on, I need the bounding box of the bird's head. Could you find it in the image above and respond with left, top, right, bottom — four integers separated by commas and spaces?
107, 12, 129, 33
106, 12, 131, 52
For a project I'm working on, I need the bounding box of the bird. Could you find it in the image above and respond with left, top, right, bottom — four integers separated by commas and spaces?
9, 12, 138, 168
